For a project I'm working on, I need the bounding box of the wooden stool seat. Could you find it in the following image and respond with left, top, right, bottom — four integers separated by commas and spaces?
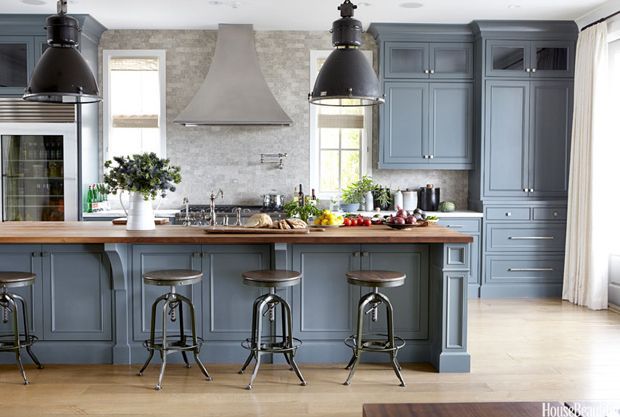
143, 269, 203, 287
346, 270, 406, 288
0, 272, 36, 289
242, 270, 302, 288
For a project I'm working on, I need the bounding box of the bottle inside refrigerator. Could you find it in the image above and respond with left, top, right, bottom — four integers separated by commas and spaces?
2, 135, 66, 221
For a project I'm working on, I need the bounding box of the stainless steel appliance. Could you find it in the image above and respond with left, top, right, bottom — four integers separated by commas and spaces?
417, 185, 440, 212
262, 193, 284, 211
174, 205, 284, 226
0, 100, 78, 221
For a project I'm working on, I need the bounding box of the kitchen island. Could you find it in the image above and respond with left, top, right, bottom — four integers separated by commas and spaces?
0, 222, 472, 372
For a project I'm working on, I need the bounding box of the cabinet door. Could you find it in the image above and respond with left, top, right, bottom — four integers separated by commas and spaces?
528, 81, 572, 198
384, 42, 429, 79
291, 245, 360, 341
361, 245, 429, 340
34, 35, 49, 63
429, 43, 473, 79
131, 245, 202, 341
485, 40, 530, 78
428, 82, 473, 166
201, 245, 270, 343
380, 82, 429, 167
530, 40, 574, 78
41, 245, 112, 341
0, 245, 42, 337
484, 81, 530, 197
0, 36, 35, 95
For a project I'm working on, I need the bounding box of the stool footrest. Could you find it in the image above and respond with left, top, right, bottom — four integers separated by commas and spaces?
345, 333, 405, 353
143, 335, 204, 353
241, 336, 302, 354
0, 334, 38, 351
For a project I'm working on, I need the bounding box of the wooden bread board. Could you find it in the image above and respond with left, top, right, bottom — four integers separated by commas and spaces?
112, 218, 170, 225
204, 226, 309, 234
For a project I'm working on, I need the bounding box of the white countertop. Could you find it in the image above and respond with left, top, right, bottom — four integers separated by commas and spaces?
348, 210, 483, 218
82, 209, 181, 218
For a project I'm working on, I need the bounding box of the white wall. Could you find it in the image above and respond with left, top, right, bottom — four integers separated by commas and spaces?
576, 0, 620, 29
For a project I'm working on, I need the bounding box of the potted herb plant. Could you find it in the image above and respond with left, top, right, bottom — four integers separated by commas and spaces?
104, 153, 181, 230
373, 186, 392, 211
283, 197, 321, 222
340, 176, 375, 212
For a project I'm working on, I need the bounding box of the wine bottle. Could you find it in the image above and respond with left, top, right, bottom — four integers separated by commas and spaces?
86, 185, 93, 213
298, 184, 305, 207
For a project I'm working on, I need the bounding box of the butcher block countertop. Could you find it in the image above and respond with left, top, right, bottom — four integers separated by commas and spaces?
0, 222, 473, 244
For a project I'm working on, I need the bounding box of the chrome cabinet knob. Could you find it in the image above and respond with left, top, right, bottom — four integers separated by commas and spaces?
526, 68, 531, 73
531, 68, 537, 73
506, 212, 512, 216
430, 69, 435, 74
424, 69, 430, 74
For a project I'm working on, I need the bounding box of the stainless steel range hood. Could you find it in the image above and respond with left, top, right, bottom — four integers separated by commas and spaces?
174, 24, 292, 126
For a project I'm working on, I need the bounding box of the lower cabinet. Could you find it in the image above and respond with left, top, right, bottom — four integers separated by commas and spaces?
481, 204, 566, 297
0, 244, 113, 364
130, 244, 271, 362
436, 218, 482, 297
290, 244, 429, 362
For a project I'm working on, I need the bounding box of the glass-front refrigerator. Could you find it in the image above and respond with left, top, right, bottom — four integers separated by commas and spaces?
0, 124, 78, 221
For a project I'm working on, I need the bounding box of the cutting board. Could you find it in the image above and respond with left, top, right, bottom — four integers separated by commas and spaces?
112, 218, 170, 225
204, 226, 310, 234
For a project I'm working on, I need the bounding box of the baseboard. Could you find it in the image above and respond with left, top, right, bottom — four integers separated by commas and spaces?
480, 284, 562, 298
609, 303, 620, 313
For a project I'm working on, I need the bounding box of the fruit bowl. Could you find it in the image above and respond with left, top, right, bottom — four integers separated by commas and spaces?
384, 221, 429, 230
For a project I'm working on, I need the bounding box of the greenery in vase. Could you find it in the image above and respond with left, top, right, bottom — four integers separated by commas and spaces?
283, 197, 321, 222
341, 176, 375, 204
104, 152, 181, 200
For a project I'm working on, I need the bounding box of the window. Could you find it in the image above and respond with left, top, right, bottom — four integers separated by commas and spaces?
103, 50, 166, 160
309, 50, 373, 199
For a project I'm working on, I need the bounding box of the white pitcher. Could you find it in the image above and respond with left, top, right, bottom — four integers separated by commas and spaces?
120, 192, 155, 231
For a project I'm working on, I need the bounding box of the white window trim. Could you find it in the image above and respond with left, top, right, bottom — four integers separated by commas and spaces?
102, 49, 167, 162
309, 50, 373, 200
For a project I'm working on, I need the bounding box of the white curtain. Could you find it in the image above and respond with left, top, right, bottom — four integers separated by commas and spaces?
563, 23, 611, 310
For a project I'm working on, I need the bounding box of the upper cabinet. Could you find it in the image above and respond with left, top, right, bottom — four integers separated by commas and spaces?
486, 39, 574, 78
385, 42, 473, 79
0, 36, 34, 96
0, 15, 105, 97
369, 24, 475, 170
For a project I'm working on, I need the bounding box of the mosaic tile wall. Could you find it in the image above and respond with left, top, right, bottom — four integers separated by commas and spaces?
98, 30, 469, 209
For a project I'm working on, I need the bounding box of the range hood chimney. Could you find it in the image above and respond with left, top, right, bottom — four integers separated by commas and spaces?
174, 24, 292, 126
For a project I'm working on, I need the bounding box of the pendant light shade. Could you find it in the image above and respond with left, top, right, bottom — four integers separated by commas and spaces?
309, 0, 384, 107
23, 0, 101, 104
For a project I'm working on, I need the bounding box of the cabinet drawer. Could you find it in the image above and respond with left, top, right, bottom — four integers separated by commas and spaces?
437, 218, 480, 233
485, 255, 564, 284
486, 207, 530, 220
486, 223, 566, 252
533, 207, 567, 221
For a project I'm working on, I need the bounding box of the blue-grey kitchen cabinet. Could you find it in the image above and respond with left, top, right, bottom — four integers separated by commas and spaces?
290, 244, 429, 363
130, 244, 270, 363
41, 245, 112, 341
436, 218, 481, 297
385, 42, 473, 79
380, 81, 473, 169
486, 39, 574, 78
483, 79, 572, 199
0, 36, 35, 95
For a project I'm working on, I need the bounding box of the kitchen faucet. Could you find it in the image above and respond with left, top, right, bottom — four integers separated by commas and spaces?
182, 197, 191, 227
209, 189, 224, 226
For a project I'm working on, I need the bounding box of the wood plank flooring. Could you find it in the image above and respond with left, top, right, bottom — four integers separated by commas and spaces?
1, 299, 619, 417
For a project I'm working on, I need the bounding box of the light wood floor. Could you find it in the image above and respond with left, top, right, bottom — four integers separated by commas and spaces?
1, 299, 619, 417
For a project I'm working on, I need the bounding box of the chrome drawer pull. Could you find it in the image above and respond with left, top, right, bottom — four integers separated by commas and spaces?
446, 225, 463, 228
508, 268, 555, 272
508, 236, 555, 240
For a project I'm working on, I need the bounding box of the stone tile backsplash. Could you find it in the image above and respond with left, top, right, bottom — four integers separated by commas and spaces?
98, 30, 469, 210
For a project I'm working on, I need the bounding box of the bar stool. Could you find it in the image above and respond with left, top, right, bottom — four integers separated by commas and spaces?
238, 270, 306, 389
0, 272, 43, 385
138, 269, 212, 390
344, 270, 406, 387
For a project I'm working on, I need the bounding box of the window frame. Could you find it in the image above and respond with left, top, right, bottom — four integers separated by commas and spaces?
309, 49, 373, 200
102, 49, 167, 161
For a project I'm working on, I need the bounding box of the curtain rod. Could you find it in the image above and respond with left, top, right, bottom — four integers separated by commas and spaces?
581, 9, 620, 31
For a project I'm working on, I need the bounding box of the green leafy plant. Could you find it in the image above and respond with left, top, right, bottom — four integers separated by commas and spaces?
283, 197, 321, 222
104, 152, 181, 200
341, 176, 375, 204
373, 186, 392, 209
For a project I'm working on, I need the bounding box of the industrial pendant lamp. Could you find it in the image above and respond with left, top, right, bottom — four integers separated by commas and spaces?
309, 0, 384, 107
23, 0, 101, 104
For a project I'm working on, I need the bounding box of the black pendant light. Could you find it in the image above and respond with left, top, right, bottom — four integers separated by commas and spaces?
23, 0, 101, 104
309, 0, 384, 107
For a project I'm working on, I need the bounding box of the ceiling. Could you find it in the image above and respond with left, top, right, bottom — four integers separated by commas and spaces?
1, 0, 607, 30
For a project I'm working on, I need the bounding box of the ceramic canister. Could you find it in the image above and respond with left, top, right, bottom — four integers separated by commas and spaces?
402, 190, 417, 211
